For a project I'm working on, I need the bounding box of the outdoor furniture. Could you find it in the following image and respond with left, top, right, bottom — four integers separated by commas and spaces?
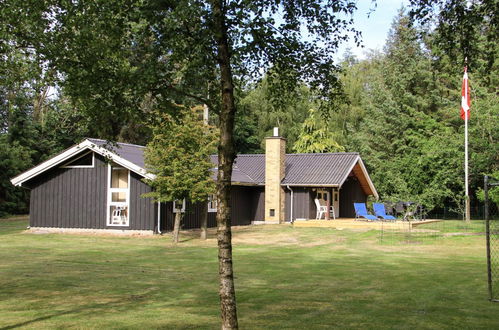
314, 199, 335, 220
315, 199, 327, 220
394, 201, 405, 218
353, 203, 378, 221
383, 201, 395, 215
373, 203, 397, 221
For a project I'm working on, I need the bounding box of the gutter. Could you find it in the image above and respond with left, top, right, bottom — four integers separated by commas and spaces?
287, 185, 294, 223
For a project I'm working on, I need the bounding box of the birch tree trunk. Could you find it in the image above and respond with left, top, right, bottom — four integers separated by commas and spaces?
210, 0, 238, 328
200, 199, 208, 240
172, 210, 182, 244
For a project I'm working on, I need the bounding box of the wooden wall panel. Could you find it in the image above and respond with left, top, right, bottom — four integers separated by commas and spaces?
339, 177, 367, 218
27, 154, 108, 229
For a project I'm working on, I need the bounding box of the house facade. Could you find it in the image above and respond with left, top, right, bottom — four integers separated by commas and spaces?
11, 131, 378, 234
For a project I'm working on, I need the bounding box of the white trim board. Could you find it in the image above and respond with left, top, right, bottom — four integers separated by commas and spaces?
10, 139, 154, 186
60, 150, 95, 168
337, 156, 379, 199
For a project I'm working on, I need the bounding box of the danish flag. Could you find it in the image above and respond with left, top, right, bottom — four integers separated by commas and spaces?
460, 67, 471, 120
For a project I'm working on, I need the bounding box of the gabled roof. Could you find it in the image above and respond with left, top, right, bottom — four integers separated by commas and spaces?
10, 139, 153, 186
210, 152, 378, 198
11, 138, 377, 198
87, 138, 146, 169
283, 153, 360, 185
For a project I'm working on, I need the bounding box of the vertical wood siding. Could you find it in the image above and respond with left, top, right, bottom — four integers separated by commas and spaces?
252, 187, 265, 222
28, 154, 107, 229
339, 177, 367, 218
285, 187, 313, 220
27, 153, 156, 230
161, 186, 264, 231
129, 172, 156, 230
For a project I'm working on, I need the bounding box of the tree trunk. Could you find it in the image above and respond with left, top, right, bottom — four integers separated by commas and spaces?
200, 198, 208, 240
172, 210, 182, 243
210, 1, 238, 329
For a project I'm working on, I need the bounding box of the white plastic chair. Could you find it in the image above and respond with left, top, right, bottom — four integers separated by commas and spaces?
112, 207, 126, 224
314, 199, 328, 220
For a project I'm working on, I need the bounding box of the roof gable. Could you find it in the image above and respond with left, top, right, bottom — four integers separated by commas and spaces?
11, 139, 152, 186
11, 139, 377, 198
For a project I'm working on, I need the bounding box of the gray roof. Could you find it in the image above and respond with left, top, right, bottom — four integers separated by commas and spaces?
11, 136, 376, 198
88, 138, 146, 169
210, 152, 360, 186
90, 139, 361, 187
283, 153, 359, 185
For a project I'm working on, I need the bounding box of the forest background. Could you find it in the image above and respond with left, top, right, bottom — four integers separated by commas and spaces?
1, 3, 497, 218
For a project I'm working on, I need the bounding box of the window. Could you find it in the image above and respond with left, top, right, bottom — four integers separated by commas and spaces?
208, 194, 217, 212
173, 199, 186, 213
107, 164, 129, 226
61, 151, 94, 168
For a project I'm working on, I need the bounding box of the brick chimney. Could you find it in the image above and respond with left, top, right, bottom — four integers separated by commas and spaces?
265, 127, 286, 223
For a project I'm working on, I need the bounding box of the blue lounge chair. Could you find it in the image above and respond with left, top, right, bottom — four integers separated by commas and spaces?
373, 203, 397, 221
353, 203, 378, 221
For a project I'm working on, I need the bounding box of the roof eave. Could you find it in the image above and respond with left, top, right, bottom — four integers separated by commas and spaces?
357, 158, 379, 199
10, 139, 153, 187
281, 183, 340, 187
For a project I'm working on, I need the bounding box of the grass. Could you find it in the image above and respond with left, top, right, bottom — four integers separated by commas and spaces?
0, 217, 497, 329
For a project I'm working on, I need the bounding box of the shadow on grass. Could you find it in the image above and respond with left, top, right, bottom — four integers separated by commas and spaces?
0, 299, 132, 330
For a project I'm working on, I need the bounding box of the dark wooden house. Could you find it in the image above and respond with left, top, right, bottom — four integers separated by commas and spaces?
11, 132, 378, 234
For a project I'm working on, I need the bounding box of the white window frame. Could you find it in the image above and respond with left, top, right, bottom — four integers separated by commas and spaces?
106, 164, 130, 227
173, 199, 186, 213
61, 151, 94, 169
208, 194, 217, 212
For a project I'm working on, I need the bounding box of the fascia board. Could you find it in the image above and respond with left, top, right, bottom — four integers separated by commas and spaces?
87, 143, 154, 180
11, 139, 153, 186
339, 155, 360, 187
357, 158, 379, 199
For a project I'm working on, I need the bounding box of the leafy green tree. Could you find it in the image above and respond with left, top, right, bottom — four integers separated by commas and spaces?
238, 78, 316, 152
144, 106, 217, 243
0, 137, 33, 217
293, 109, 344, 153
343, 11, 467, 212
3, 1, 367, 327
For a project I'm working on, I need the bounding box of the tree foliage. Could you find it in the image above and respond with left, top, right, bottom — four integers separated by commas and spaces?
144, 106, 217, 204
293, 109, 344, 153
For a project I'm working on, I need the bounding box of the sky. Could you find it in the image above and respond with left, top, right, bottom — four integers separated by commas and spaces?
337, 0, 410, 59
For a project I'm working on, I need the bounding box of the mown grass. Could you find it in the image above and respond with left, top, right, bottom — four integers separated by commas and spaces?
0, 217, 497, 329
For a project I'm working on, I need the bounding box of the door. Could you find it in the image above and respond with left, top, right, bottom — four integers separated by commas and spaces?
332, 188, 339, 218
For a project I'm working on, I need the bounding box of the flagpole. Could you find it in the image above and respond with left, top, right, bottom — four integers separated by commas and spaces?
463, 59, 470, 222
465, 104, 470, 222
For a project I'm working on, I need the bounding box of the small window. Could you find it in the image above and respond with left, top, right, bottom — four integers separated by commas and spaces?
269, 209, 275, 217
62, 151, 94, 168
173, 199, 186, 213
208, 194, 217, 212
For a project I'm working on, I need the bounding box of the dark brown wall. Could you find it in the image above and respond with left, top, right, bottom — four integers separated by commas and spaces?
285, 187, 314, 221
339, 176, 367, 218
161, 186, 263, 231
27, 153, 156, 230
251, 187, 265, 222
129, 172, 156, 230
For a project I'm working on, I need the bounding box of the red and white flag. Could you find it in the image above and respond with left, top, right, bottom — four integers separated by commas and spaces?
460, 67, 471, 120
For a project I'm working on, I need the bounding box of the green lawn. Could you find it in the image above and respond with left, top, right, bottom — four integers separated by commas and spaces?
0, 217, 497, 329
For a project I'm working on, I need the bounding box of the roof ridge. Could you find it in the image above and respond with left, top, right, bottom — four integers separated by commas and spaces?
286, 152, 359, 156
87, 138, 145, 149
